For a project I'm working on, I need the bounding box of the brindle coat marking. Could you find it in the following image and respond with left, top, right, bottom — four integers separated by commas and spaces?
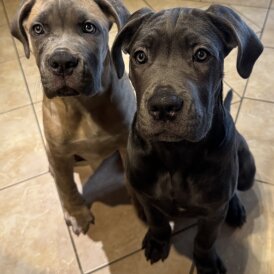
112, 6, 262, 273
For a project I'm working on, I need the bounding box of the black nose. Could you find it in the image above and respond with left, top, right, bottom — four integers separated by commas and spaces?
148, 88, 183, 121
48, 49, 78, 76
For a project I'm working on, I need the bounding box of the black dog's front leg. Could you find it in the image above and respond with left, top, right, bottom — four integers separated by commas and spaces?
137, 195, 172, 264
194, 209, 227, 274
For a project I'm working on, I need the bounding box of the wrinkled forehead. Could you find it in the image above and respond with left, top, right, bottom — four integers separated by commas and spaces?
26, 0, 109, 28
132, 8, 222, 53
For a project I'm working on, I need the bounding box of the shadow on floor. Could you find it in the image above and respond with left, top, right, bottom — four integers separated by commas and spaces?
74, 155, 262, 274
172, 185, 262, 274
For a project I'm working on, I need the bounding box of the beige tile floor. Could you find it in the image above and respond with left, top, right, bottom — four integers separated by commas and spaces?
0, 0, 274, 273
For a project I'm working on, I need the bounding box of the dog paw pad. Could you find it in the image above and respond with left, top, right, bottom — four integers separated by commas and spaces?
142, 231, 171, 264
64, 207, 95, 235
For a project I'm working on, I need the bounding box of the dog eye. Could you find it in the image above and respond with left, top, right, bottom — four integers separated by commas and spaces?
193, 49, 210, 62
134, 51, 147, 64
32, 23, 44, 35
82, 22, 96, 34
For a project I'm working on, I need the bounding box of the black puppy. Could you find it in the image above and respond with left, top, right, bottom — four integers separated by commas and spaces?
111, 5, 263, 274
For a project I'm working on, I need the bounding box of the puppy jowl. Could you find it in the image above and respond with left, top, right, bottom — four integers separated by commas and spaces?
112, 5, 262, 274
11, 0, 136, 235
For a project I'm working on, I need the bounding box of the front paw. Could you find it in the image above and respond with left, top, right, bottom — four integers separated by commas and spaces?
142, 229, 171, 264
64, 206, 95, 235
194, 252, 226, 274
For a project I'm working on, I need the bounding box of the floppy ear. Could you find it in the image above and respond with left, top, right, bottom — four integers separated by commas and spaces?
11, 0, 35, 58
206, 5, 263, 79
111, 8, 153, 78
94, 0, 130, 31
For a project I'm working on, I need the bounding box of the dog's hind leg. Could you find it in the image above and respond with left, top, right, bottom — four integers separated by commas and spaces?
225, 193, 246, 227
237, 131, 256, 191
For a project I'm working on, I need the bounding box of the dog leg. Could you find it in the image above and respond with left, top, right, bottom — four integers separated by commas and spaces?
138, 196, 172, 264
131, 192, 147, 223
237, 132, 256, 191
225, 193, 246, 228
48, 153, 95, 235
194, 210, 227, 274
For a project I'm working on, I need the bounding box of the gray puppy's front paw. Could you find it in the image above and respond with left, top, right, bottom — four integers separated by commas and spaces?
64, 206, 95, 235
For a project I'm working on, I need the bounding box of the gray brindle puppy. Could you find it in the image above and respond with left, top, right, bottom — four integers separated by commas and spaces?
11, 0, 136, 235
112, 5, 263, 274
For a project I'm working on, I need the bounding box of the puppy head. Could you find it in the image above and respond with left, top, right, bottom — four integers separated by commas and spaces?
112, 6, 263, 142
11, 0, 129, 98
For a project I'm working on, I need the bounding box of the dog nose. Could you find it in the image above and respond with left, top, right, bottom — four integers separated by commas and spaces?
48, 49, 78, 76
148, 88, 183, 121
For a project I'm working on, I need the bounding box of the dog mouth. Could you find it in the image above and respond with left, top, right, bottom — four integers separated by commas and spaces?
137, 119, 206, 143
56, 87, 80, 97
146, 130, 205, 143
150, 131, 184, 142
42, 79, 94, 98
43, 86, 81, 98
41, 65, 94, 98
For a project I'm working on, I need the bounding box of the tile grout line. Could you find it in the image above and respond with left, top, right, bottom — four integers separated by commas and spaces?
51, 175, 85, 274
85, 223, 197, 274
142, 0, 153, 9
234, 81, 249, 123
49, 171, 85, 274
52, 187, 86, 273
258, 0, 273, 40
0, 169, 86, 273
235, 0, 273, 123
0, 102, 32, 116
2, 0, 47, 150
228, 4, 265, 31
66, 227, 85, 274
0, 171, 49, 192
223, 80, 242, 99
256, 179, 274, 186
231, 100, 241, 105
243, 96, 274, 104
2, 2, 85, 273
85, 249, 142, 274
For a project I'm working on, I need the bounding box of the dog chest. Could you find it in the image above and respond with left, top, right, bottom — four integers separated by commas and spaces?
44, 100, 126, 157
144, 170, 209, 217
138, 163, 232, 219
69, 115, 126, 154
127, 124, 237, 218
